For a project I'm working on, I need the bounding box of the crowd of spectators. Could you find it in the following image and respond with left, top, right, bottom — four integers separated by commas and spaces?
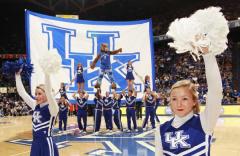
0, 93, 31, 117
154, 42, 239, 105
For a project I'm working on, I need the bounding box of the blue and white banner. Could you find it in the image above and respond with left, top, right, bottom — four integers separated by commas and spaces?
26, 10, 155, 102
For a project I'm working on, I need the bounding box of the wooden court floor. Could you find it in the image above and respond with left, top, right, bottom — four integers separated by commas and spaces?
0, 115, 240, 156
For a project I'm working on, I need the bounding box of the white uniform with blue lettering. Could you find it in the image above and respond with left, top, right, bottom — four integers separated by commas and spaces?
156, 54, 223, 156
16, 74, 59, 156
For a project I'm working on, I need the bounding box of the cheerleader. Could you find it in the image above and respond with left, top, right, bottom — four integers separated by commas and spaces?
157, 52, 222, 155
112, 91, 123, 131
71, 63, 85, 92
57, 82, 69, 100
122, 89, 138, 132
126, 61, 135, 90
73, 91, 89, 133
15, 70, 59, 156
144, 75, 151, 92
90, 43, 122, 89
93, 89, 104, 134
142, 88, 156, 130
103, 91, 114, 132
156, 7, 227, 156
58, 96, 69, 133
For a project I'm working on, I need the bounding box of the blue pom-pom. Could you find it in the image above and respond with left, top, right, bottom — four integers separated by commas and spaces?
2, 58, 33, 79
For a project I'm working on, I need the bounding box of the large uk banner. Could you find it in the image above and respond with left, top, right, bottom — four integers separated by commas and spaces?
26, 10, 155, 102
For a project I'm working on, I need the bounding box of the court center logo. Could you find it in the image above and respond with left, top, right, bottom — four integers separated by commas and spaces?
8, 129, 156, 155
42, 24, 141, 94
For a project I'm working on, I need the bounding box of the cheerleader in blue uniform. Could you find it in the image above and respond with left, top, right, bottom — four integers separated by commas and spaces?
58, 96, 69, 133
113, 91, 123, 131
93, 89, 104, 134
122, 89, 138, 132
90, 43, 122, 89
156, 47, 223, 156
144, 75, 151, 92
142, 88, 156, 130
57, 82, 69, 100
71, 63, 85, 92
126, 61, 135, 90
103, 91, 114, 132
15, 71, 59, 156
73, 91, 89, 133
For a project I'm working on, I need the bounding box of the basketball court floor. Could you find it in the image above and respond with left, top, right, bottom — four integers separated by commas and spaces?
0, 113, 240, 156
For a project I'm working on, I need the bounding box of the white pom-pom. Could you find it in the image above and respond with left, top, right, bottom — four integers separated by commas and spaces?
167, 7, 229, 61
190, 7, 229, 55
39, 48, 62, 74
167, 17, 202, 53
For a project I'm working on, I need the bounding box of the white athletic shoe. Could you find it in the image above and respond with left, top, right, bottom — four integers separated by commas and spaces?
134, 129, 138, 132
126, 129, 131, 132
116, 130, 122, 133
142, 128, 147, 131
93, 131, 100, 135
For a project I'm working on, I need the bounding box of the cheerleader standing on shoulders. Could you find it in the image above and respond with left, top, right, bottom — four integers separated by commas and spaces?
126, 61, 135, 90
90, 43, 122, 89
144, 75, 151, 92
15, 70, 59, 156
58, 96, 69, 133
73, 91, 89, 134
71, 63, 85, 92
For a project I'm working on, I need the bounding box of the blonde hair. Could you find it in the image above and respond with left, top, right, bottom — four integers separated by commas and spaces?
170, 80, 200, 114
36, 84, 46, 92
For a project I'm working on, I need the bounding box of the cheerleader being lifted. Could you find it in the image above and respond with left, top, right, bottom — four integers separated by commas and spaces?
90, 43, 122, 89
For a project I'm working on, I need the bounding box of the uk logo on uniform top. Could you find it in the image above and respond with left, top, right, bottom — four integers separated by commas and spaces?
32, 111, 42, 124
26, 10, 155, 102
164, 130, 191, 149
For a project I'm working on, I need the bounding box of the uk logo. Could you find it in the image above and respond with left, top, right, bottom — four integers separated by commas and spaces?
7, 128, 156, 156
164, 130, 191, 149
27, 10, 155, 101
32, 111, 42, 124
42, 24, 141, 94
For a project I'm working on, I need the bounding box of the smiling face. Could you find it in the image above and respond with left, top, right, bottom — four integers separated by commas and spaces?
170, 87, 196, 117
170, 80, 199, 117
35, 87, 47, 105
